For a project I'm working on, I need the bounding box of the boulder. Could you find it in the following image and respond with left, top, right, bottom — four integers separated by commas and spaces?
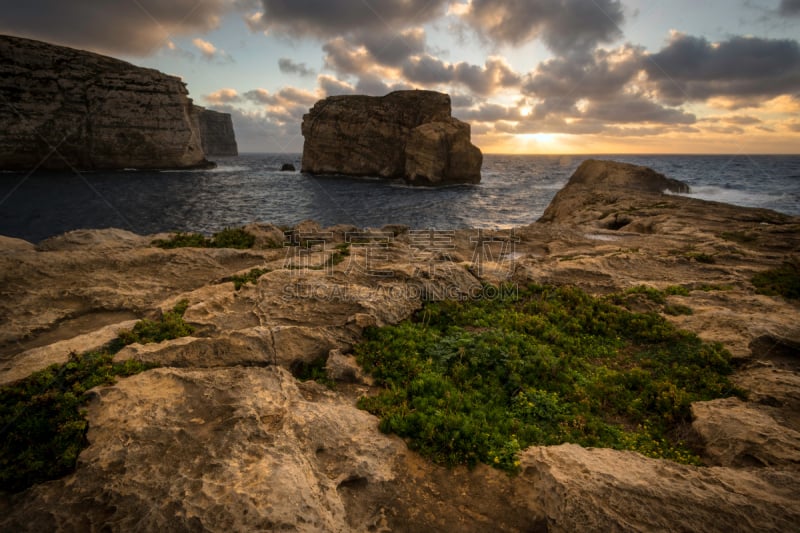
691, 397, 800, 467
301, 90, 482, 185
404, 118, 482, 185
0, 35, 216, 170
243, 222, 286, 249
539, 159, 689, 225
0, 367, 406, 531
280, 163, 296, 171
519, 443, 800, 532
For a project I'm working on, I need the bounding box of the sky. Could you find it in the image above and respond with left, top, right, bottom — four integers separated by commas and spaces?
2, 0, 799, 154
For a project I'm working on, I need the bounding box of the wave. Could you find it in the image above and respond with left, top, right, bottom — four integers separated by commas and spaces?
669, 185, 789, 209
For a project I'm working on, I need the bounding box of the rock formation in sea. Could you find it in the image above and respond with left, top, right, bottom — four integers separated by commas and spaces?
0, 34, 235, 170
2, 160, 800, 531
301, 90, 483, 185
195, 107, 238, 157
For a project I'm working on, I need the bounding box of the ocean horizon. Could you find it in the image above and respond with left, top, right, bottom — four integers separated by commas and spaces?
1, 153, 798, 243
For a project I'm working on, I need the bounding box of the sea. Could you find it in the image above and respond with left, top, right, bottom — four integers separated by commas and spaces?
1, 154, 798, 243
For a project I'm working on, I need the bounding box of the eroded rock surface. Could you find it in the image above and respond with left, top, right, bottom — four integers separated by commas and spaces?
520, 444, 800, 533
301, 90, 482, 185
0, 34, 217, 170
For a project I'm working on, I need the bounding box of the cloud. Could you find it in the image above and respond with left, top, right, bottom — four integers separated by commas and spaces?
459, 0, 625, 55
193, 38, 217, 59
644, 34, 800, 105
247, 0, 448, 37
207, 104, 302, 152
318, 74, 356, 96
323, 37, 374, 75
204, 88, 242, 104
192, 37, 234, 63
402, 55, 520, 96
358, 27, 426, 66
278, 58, 315, 76
243, 87, 318, 107
523, 45, 642, 101
779, 0, 800, 16
0, 0, 231, 56
701, 115, 762, 125
455, 103, 519, 122
580, 94, 696, 124
354, 75, 413, 96
322, 27, 428, 78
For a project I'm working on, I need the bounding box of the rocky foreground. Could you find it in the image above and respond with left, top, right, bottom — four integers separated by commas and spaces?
1, 160, 799, 531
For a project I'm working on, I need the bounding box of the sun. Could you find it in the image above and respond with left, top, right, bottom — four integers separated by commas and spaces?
517, 132, 559, 145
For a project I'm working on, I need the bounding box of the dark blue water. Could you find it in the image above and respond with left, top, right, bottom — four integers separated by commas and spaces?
1, 154, 798, 243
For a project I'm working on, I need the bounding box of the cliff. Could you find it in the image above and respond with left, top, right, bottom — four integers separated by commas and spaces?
2, 161, 800, 531
196, 107, 238, 157
0, 34, 213, 170
301, 90, 482, 185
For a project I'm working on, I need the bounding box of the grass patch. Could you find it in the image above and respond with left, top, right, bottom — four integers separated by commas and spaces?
0, 301, 193, 493
355, 284, 741, 472
223, 268, 271, 290
152, 227, 255, 249
752, 261, 800, 300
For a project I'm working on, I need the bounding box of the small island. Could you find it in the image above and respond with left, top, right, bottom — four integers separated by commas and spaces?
301, 90, 483, 186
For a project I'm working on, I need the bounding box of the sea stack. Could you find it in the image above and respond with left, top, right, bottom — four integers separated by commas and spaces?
196, 107, 238, 157
0, 34, 236, 170
301, 90, 482, 185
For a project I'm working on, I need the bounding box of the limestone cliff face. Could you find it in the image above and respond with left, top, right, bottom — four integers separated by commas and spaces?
196, 107, 238, 157
0, 34, 212, 170
301, 90, 482, 185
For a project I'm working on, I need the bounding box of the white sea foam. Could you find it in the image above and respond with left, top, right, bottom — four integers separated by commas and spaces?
668, 186, 788, 209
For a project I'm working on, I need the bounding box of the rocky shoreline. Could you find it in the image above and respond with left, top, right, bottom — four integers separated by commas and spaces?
1, 160, 799, 531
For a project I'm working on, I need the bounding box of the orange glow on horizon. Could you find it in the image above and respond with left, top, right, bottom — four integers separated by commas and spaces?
473, 131, 800, 155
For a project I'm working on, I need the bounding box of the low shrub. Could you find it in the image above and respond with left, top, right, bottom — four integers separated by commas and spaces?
356, 284, 742, 472
0, 301, 193, 493
152, 227, 255, 249
752, 261, 800, 299
224, 268, 271, 290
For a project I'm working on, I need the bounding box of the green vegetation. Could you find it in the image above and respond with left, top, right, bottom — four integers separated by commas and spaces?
211, 227, 256, 249
291, 357, 335, 389
694, 283, 734, 292
356, 284, 741, 472
325, 243, 351, 268
223, 268, 271, 290
720, 231, 757, 245
0, 301, 193, 493
627, 285, 688, 303
608, 285, 690, 308
685, 252, 716, 264
664, 303, 694, 316
152, 227, 255, 249
751, 261, 800, 300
